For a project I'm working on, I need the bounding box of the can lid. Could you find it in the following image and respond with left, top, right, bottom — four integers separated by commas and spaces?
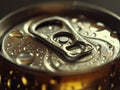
1, 1, 120, 74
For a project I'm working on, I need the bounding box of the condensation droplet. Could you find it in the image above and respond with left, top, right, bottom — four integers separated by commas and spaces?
9, 70, 13, 75
96, 62, 101, 66
40, 57, 43, 59
21, 76, 28, 86
30, 64, 39, 69
8, 51, 14, 56
6, 48, 9, 50
90, 26, 98, 31
36, 53, 39, 57
113, 31, 117, 34
50, 79, 57, 85
96, 45, 101, 50
18, 49, 22, 52
17, 84, 21, 88
109, 45, 114, 51
111, 83, 114, 88
51, 58, 62, 68
39, 60, 42, 63
55, 62, 61, 67
7, 43, 11, 47
10, 52, 14, 56
53, 37, 57, 41
18, 44, 22, 48
102, 56, 106, 60
76, 27, 81, 31
101, 60, 105, 64
92, 33, 96, 37
90, 61, 94, 65
9, 30, 23, 38
45, 57, 48, 60
48, 26, 54, 30
41, 84, 47, 90
90, 55, 94, 59
16, 53, 34, 65
36, 48, 40, 52
78, 22, 84, 30
45, 53, 48, 57
39, 63, 42, 66
40, 51, 44, 53
23, 47, 27, 51
7, 79, 11, 88
71, 18, 78, 23
97, 22, 104, 26
97, 50, 101, 54
84, 32, 88, 36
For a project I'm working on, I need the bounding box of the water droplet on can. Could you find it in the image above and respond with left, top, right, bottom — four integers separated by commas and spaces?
90, 61, 94, 65
36, 53, 39, 56
77, 22, 84, 30
40, 51, 44, 53
16, 52, 34, 65
113, 31, 117, 34
7, 79, 11, 88
39, 63, 42, 66
92, 33, 96, 37
21, 76, 28, 86
84, 32, 88, 36
55, 62, 61, 67
71, 18, 78, 23
10, 52, 14, 56
102, 56, 106, 60
97, 50, 101, 54
23, 47, 27, 51
76, 27, 81, 31
111, 83, 114, 88
9, 30, 23, 38
96, 45, 101, 50
109, 45, 114, 51
96, 22, 104, 26
40, 57, 43, 59
48, 26, 53, 30
7, 43, 11, 47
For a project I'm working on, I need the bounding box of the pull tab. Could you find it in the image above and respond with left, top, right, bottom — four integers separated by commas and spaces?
29, 16, 93, 62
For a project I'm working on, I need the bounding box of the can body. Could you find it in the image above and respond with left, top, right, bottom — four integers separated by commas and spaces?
1, 59, 120, 90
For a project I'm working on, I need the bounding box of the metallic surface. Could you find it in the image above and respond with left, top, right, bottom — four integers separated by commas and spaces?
0, 1, 120, 90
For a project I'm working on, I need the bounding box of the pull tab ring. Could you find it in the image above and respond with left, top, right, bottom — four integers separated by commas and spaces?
29, 16, 93, 62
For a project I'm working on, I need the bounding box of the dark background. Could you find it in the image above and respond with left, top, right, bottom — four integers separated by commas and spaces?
0, 0, 120, 19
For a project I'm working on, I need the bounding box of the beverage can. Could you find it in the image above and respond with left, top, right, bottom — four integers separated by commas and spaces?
0, 1, 120, 90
